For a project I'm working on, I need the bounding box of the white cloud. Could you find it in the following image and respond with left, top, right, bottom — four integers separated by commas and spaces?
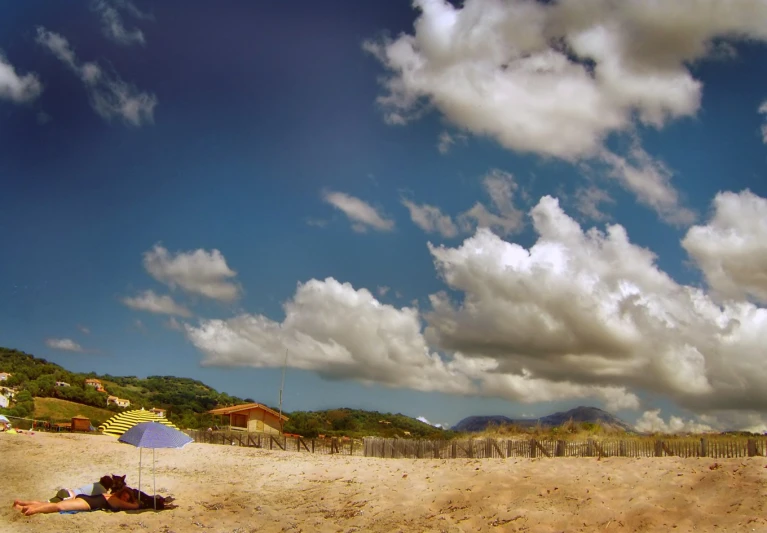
416, 416, 442, 428
365, 0, 767, 222
36, 27, 157, 126
426, 194, 767, 416
323, 191, 395, 232
0, 53, 42, 103
458, 169, 524, 236
634, 409, 713, 434
436, 130, 467, 154
401, 199, 458, 238
574, 186, 615, 222
759, 100, 767, 144
122, 290, 192, 317
77, 325, 91, 335
377, 286, 390, 297
143, 244, 241, 302
600, 143, 696, 226
165, 317, 184, 331
185, 278, 472, 394
94, 0, 150, 46
682, 190, 767, 303
185, 190, 767, 427
46, 338, 84, 352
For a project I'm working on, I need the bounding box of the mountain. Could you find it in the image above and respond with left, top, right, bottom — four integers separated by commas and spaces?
451, 415, 515, 433
452, 406, 635, 433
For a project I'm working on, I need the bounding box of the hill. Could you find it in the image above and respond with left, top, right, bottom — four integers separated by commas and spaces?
452, 406, 634, 433
0, 347, 455, 438
283, 407, 457, 439
33, 397, 115, 427
0, 347, 247, 429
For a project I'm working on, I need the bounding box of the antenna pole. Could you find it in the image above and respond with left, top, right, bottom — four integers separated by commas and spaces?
278, 349, 288, 434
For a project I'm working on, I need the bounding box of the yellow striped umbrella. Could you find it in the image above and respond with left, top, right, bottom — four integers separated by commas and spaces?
99, 409, 177, 437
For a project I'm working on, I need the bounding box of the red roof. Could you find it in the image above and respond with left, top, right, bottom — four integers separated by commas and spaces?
208, 402, 288, 420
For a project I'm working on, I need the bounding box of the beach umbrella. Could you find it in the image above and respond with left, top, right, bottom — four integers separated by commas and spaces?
118, 421, 193, 509
99, 409, 178, 437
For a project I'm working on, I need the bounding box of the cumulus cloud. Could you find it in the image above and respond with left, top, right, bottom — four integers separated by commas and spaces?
458, 169, 524, 236
634, 409, 713, 434
185, 190, 767, 426
759, 100, 767, 144
401, 199, 458, 238
365, 0, 767, 221
323, 191, 395, 232
121, 289, 192, 317
143, 244, 241, 302
36, 27, 157, 126
425, 194, 767, 415
94, 0, 151, 46
46, 338, 85, 352
165, 317, 184, 331
185, 278, 472, 394
683, 190, 767, 303
377, 286, 390, 297
0, 53, 42, 103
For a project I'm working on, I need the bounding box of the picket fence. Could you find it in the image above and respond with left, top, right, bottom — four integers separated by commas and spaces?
187, 430, 767, 460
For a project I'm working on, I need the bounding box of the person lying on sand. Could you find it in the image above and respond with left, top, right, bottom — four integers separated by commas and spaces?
13, 486, 139, 516
49, 474, 124, 502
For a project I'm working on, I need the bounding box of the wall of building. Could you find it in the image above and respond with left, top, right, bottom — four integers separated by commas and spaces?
246, 409, 283, 434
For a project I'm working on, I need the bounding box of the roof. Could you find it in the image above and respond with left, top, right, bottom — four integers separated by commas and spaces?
208, 402, 288, 420
72, 415, 89, 420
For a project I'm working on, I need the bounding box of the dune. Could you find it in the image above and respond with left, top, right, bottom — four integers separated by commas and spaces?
1, 432, 765, 532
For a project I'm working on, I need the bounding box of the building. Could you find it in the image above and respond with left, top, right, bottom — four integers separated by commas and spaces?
149, 407, 166, 417
71, 416, 91, 432
106, 395, 130, 408
208, 403, 289, 434
84, 378, 105, 392
0, 394, 8, 408
0, 372, 11, 382
55, 381, 70, 387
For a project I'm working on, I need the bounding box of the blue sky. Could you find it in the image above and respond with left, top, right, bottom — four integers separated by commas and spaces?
2, 0, 767, 431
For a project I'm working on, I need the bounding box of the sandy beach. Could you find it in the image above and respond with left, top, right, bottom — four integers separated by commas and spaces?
1, 432, 766, 533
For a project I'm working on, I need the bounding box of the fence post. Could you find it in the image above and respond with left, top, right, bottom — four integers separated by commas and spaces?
654, 440, 663, 457
530, 439, 537, 459
556, 440, 565, 457
748, 439, 757, 457
699, 438, 706, 457
451, 441, 457, 459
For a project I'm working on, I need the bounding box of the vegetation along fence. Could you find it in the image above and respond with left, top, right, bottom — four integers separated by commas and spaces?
187, 431, 767, 459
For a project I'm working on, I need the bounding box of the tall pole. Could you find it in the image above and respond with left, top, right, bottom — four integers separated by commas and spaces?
278, 349, 288, 434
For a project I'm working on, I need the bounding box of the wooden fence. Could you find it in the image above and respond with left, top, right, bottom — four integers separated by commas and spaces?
362, 437, 767, 459
187, 431, 767, 460
187, 430, 366, 456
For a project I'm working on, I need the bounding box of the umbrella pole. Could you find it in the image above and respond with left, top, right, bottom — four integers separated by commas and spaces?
153, 448, 157, 510
138, 447, 142, 503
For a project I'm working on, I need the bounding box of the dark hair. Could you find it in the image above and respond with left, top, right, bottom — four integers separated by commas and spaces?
99, 475, 115, 490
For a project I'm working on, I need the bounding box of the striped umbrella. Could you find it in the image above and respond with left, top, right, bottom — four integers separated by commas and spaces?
99, 409, 177, 437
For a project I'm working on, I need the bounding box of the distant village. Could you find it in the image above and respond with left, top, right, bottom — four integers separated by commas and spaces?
0, 371, 165, 418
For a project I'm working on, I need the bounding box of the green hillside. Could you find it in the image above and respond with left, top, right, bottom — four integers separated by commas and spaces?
0, 347, 455, 438
34, 397, 115, 426
283, 407, 456, 439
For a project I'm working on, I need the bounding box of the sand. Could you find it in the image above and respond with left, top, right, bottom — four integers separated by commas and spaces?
1, 432, 766, 533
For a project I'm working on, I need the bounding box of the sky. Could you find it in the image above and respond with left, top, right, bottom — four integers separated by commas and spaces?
2, 0, 767, 433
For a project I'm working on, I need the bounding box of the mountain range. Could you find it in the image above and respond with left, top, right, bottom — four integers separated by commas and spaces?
452, 406, 635, 433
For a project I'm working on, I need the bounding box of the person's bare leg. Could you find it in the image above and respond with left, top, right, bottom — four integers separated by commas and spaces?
22, 498, 90, 516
